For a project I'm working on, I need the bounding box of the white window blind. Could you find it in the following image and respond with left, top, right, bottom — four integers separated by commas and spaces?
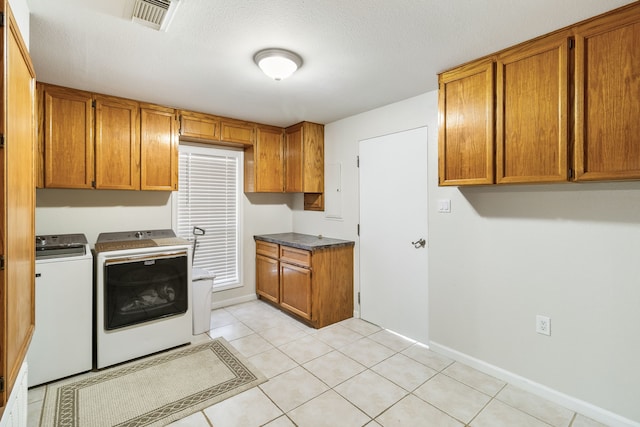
176, 145, 241, 288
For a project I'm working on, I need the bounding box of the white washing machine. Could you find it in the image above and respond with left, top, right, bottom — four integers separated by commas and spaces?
27, 234, 93, 387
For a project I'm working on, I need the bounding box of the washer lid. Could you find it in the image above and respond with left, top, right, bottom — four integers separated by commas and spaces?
35, 233, 88, 259
36, 233, 88, 248
96, 229, 177, 243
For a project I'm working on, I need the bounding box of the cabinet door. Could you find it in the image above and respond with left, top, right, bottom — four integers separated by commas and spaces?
438, 59, 494, 185
179, 110, 220, 142
496, 33, 569, 183
141, 104, 177, 191
252, 125, 284, 192
574, 6, 640, 181
301, 122, 324, 193
256, 254, 279, 304
94, 95, 140, 190
280, 262, 312, 320
40, 84, 94, 188
2, 3, 36, 406
284, 122, 325, 193
284, 123, 303, 192
220, 119, 254, 146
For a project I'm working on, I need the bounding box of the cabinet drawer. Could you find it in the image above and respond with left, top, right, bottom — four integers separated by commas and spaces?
280, 245, 311, 268
256, 241, 279, 258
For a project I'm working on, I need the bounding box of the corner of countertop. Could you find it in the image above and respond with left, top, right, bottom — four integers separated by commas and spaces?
254, 232, 354, 251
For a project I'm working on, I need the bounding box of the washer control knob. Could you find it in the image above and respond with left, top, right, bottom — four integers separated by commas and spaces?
135, 231, 144, 239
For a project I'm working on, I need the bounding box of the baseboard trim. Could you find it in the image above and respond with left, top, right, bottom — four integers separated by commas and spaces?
429, 341, 639, 427
211, 294, 257, 310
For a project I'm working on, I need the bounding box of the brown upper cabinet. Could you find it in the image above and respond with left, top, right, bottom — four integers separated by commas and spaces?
245, 121, 325, 210
93, 94, 140, 190
438, 59, 494, 186
178, 110, 219, 141
245, 125, 284, 193
38, 84, 94, 189
495, 32, 569, 184
438, 2, 640, 186
573, 7, 640, 181
287, 122, 325, 211
140, 104, 178, 191
178, 110, 254, 147
284, 122, 324, 193
38, 83, 325, 200
220, 119, 255, 146
38, 83, 178, 191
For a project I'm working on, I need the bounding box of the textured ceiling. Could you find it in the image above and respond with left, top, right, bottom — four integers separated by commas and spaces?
26, 0, 635, 127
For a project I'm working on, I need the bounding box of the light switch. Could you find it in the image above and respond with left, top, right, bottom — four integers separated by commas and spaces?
437, 199, 451, 213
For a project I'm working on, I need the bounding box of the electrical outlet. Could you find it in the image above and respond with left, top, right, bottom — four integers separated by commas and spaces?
536, 315, 551, 336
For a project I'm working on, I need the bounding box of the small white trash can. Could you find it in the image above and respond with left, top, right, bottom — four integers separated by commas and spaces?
192, 268, 215, 335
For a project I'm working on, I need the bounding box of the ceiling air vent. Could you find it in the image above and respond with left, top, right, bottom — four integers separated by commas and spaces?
131, 0, 179, 31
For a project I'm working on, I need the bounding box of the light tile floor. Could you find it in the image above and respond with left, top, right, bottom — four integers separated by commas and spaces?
27, 300, 610, 427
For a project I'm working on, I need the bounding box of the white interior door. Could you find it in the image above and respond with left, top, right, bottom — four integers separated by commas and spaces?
359, 127, 429, 344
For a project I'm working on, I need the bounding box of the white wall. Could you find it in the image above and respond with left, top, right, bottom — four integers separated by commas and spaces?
35, 189, 294, 303
430, 181, 640, 424
9, 0, 29, 47
292, 93, 439, 319
293, 90, 640, 425
220, 192, 293, 304
36, 189, 172, 245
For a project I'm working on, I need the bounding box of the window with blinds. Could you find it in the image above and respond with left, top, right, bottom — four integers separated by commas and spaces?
176, 144, 242, 289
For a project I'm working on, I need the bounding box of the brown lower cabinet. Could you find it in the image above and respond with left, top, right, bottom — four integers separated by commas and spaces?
255, 237, 354, 329
280, 262, 312, 320
256, 251, 279, 305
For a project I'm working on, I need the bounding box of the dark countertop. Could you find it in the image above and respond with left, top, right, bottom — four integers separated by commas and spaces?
254, 233, 355, 251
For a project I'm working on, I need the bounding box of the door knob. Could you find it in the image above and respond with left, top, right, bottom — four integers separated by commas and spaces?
411, 238, 426, 249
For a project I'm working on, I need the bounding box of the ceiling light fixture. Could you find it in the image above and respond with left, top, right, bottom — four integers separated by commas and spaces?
253, 48, 303, 81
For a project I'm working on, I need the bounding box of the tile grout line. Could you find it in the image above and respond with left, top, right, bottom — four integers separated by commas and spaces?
567, 412, 578, 427
464, 382, 507, 427
256, 324, 403, 424
255, 318, 472, 425
492, 383, 576, 427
